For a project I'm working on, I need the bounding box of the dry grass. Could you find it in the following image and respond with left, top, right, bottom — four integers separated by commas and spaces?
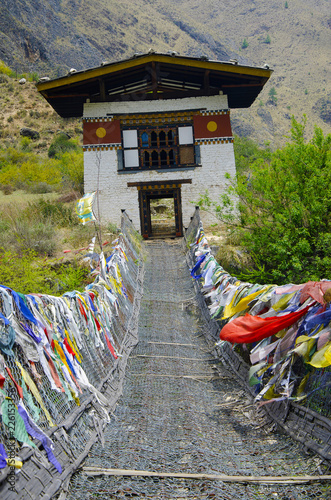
0, 79, 81, 154
0, 190, 58, 207
0, 191, 115, 262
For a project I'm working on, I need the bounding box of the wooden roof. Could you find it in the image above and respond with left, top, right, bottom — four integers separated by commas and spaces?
36, 52, 272, 118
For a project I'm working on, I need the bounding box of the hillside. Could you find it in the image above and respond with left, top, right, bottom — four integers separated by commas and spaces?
0, 76, 81, 154
0, 0, 330, 145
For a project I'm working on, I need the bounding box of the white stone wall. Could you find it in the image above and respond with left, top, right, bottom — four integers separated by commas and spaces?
83, 95, 236, 231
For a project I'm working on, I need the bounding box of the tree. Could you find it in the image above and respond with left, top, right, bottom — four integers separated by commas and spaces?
59, 150, 84, 193
233, 135, 271, 175
241, 38, 249, 49
198, 118, 331, 284
268, 87, 278, 105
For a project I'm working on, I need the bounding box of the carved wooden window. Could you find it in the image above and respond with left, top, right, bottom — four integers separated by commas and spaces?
122, 125, 195, 170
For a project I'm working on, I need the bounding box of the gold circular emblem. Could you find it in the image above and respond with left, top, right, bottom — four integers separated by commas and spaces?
207, 120, 217, 132
96, 127, 107, 138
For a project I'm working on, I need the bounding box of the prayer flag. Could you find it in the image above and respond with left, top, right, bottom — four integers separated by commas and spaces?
219, 305, 311, 344
76, 192, 96, 225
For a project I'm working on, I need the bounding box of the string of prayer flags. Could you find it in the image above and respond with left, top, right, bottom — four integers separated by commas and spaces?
190, 223, 331, 406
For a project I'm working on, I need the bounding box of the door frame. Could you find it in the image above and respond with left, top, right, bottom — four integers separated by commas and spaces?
128, 180, 191, 239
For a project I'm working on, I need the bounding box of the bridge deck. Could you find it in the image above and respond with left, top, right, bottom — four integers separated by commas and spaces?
67, 240, 328, 499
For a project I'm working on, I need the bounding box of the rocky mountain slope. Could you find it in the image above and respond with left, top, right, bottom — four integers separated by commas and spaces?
0, 0, 330, 145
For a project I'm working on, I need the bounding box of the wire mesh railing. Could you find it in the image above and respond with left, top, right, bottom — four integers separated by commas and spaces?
1, 204, 330, 499
185, 207, 331, 465
0, 210, 144, 499
65, 236, 330, 500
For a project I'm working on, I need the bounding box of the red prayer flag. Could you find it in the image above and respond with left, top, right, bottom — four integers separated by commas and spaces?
104, 333, 118, 359
220, 306, 311, 344
5, 366, 23, 399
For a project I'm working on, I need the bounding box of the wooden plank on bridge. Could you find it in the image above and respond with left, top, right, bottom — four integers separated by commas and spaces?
83, 466, 331, 485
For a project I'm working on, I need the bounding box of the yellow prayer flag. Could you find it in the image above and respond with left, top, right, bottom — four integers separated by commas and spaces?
308, 341, 331, 368
16, 361, 54, 427
76, 192, 96, 225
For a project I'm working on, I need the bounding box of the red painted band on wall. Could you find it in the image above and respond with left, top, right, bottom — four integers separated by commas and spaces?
83, 120, 121, 145
193, 114, 232, 139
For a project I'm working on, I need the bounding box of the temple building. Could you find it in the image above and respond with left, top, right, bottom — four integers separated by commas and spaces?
37, 52, 272, 238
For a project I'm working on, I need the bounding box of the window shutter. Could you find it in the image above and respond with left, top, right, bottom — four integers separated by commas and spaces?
194, 144, 201, 165
179, 146, 194, 164
117, 149, 124, 170
122, 129, 139, 168
123, 129, 138, 148
124, 149, 139, 168
178, 126, 194, 145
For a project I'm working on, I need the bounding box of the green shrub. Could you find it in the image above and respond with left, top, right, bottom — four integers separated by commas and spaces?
198, 118, 331, 284
0, 146, 35, 169
28, 182, 54, 194
233, 135, 271, 175
48, 134, 81, 159
0, 165, 21, 186
20, 136, 32, 151
21, 159, 61, 186
0, 154, 62, 190
0, 248, 90, 295
48, 260, 92, 293
107, 222, 119, 234
25, 198, 79, 227
0, 60, 12, 76
28, 72, 39, 82
9, 218, 57, 256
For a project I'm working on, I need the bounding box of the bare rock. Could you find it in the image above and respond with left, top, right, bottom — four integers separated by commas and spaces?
230, 117, 255, 138
20, 127, 40, 140
38, 76, 50, 83
257, 107, 274, 131
56, 130, 71, 138
313, 95, 331, 124
154, 204, 168, 213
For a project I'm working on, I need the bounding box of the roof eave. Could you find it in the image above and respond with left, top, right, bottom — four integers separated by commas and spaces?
36, 53, 272, 93
36, 53, 272, 117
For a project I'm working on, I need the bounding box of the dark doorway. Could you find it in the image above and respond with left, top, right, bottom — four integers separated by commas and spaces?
149, 195, 176, 238
138, 187, 183, 239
